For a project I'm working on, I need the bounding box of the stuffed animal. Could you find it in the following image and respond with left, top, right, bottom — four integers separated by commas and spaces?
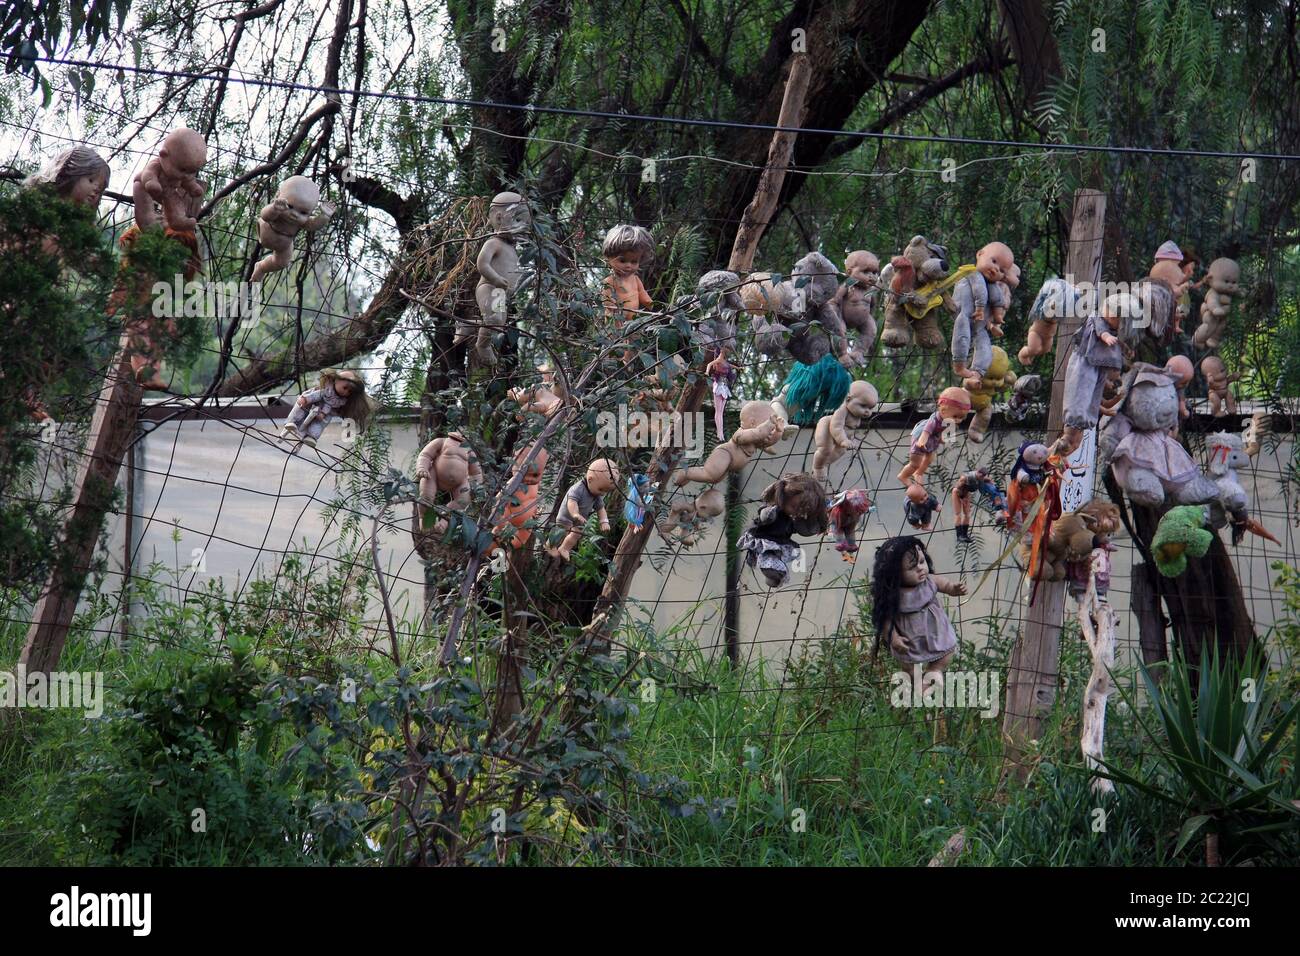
737, 473, 828, 587
1206, 431, 1279, 546
1099, 362, 1220, 508
835, 250, 881, 365
1192, 258, 1241, 351
690, 269, 743, 356
1019, 499, 1119, 582
812, 379, 879, 480
965, 346, 1017, 443
879, 235, 959, 350
1152, 505, 1214, 577
951, 241, 1015, 389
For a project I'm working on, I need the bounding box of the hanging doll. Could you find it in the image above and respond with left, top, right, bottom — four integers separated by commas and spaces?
1006, 373, 1042, 423
1020, 499, 1120, 583
1200, 355, 1240, 417
811, 379, 879, 481
672, 399, 785, 488
279, 368, 374, 448
1165, 354, 1194, 425
624, 473, 652, 529
1053, 292, 1135, 458
1001, 440, 1050, 532
965, 346, 1017, 443
509, 361, 567, 418
834, 250, 881, 365
737, 473, 828, 588
489, 443, 549, 553
415, 431, 483, 535
1018, 277, 1080, 366
904, 483, 941, 531
987, 261, 1020, 339
459, 191, 531, 366
132, 127, 208, 233
656, 488, 725, 548
23, 145, 110, 209
250, 175, 335, 283
706, 353, 738, 442
548, 458, 620, 561
897, 386, 972, 488
828, 488, 873, 561
1066, 526, 1119, 604
951, 468, 1006, 543
1149, 241, 1191, 335
951, 241, 1015, 390
602, 224, 654, 324
870, 536, 967, 673
1191, 258, 1241, 351
1206, 431, 1280, 547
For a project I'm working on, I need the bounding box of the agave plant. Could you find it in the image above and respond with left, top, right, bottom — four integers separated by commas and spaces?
1099, 648, 1300, 866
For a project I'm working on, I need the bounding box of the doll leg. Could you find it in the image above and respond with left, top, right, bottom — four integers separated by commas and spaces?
924, 652, 954, 743
302, 416, 327, 446
967, 404, 993, 443
673, 445, 732, 486
251, 241, 293, 284
898, 451, 930, 487
548, 528, 582, 561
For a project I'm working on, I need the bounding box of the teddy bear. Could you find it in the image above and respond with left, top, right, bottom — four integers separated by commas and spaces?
812, 379, 879, 480
1099, 363, 1220, 508
834, 250, 881, 365
744, 252, 849, 367
1018, 499, 1120, 581
1192, 257, 1241, 351
879, 235, 956, 350
965, 345, 1017, 443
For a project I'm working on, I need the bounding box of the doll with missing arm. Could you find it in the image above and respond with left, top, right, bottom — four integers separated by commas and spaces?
132, 127, 208, 233
828, 488, 873, 561
549, 458, 621, 561
458, 191, 531, 366
415, 432, 483, 535
251, 176, 335, 283
280, 368, 373, 448
952, 468, 1006, 543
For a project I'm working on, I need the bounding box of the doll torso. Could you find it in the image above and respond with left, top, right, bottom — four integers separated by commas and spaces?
889, 578, 958, 664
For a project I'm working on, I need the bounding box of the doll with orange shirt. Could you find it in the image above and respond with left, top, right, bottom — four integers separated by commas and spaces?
602, 224, 654, 324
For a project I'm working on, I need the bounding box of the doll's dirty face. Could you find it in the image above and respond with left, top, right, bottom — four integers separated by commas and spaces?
845, 382, 878, 417
586, 460, 620, 494
280, 178, 320, 214
1207, 259, 1240, 294
1165, 356, 1194, 387
608, 250, 645, 278
1022, 444, 1050, 467
976, 242, 1014, 283
334, 378, 357, 399
900, 547, 929, 587
68, 170, 108, 207
492, 201, 531, 237
845, 251, 880, 287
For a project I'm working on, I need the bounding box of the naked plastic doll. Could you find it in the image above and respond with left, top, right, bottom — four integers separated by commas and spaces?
416, 432, 484, 534
987, 261, 1020, 338
459, 191, 531, 366
1201, 355, 1241, 417
251, 176, 335, 283
509, 361, 567, 418
835, 250, 881, 365
1191, 258, 1241, 350
1019, 277, 1078, 366
1165, 354, 1194, 427
951, 241, 1014, 389
602, 224, 654, 323
897, 386, 971, 488
132, 127, 208, 233
812, 379, 879, 480
548, 458, 621, 561
671, 399, 785, 488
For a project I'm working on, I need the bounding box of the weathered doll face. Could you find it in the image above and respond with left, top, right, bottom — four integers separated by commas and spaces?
1206, 258, 1240, 295
975, 242, 1014, 283
280, 177, 321, 214
844, 380, 879, 417
586, 459, 620, 494
1003, 262, 1022, 290
938, 387, 971, 424
900, 546, 929, 587
608, 250, 644, 278
68, 170, 108, 207
845, 251, 880, 288
1022, 443, 1050, 467
1165, 355, 1194, 387
334, 378, 356, 399
493, 202, 531, 237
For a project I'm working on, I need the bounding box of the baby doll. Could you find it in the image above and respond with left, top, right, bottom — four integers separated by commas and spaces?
549, 458, 620, 561
657, 488, 725, 548
987, 261, 1020, 338
951, 241, 1015, 390
870, 536, 967, 676
461, 191, 531, 366
491, 443, 549, 552
835, 250, 881, 365
706, 353, 738, 441
132, 127, 208, 233
1191, 258, 1241, 351
904, 483, 941, 531
1054, 292, 1134, 457
1001, 440, 1050, 532
952, 468, 1006, 542
251, 176, 335, 283
1006, 373, 1042, 423
280, 368, 373, 447
24, 145, 111, 209
828, 488, 873, 561
415, 431, 483, 534
897, 386, 972, 488
510, 361, 567, 418
1019, 277, 1079, 366
737, 473, 828, 588
672, 399, 785, 488
1201, 355, 1241, 417
1165, 354, 1194, 426
812, 379, 879, 481
602, 224, 654, 323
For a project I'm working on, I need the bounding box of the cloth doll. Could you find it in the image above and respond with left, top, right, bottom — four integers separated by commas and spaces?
1200, 355, 1240, 417
415, 431, 483, 534
828, 488, 873, 561
251, 176, 335, 283
951, 241, 1015, 389
897, 386, 971, 488
811, 379, 878, 480
132, 127, 207, 233
737, 473, 828, 587
1001, 440, 1050, 531
904, 484, 941, 531
280, 368, 373, 447
1054, 292, 1134, 458
870, 536, 967, 671
460, 191, 531, 366
548, 458, 620, 561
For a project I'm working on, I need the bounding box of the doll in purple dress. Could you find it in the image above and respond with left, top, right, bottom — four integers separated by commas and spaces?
871, 536, 967, 669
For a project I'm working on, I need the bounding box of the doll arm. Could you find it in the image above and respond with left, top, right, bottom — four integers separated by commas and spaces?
566, 495, 585, 524
597, 504, 611, 531
297, 387, 326, 408
304, 201, 335, 231
185, 175, 206, 198
416, 439, 443, 479
636, 276, 652, 309
732, 420, 777, 449
137, 160, 164, 198
830, 407, 851, 447
931, 574, 968, 597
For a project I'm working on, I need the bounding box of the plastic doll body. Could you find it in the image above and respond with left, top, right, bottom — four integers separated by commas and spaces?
1192, 258, 1240, 350
416, 432, 484, 534
672, 400, 785, 487
836, 250, 880, 364
132, 128, 207, 233
1201, 355, 1240, 417
812, 379, 879, 480
904, 483, 940, 530
951, 242, 1014, 389
601, 224, 654, 323
549, 458, 620, 561
458, 192, 531, 366
1019, 277, 1079, 365
897, 386, 971, 488
952, 468, 1005, 542
492, 443, 549, 552
251, 176, 335, 284
510, 362, 566, 418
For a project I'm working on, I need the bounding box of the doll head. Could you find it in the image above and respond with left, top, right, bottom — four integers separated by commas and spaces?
870, 536, 934, 659
1149, 259, 1187, 296
1102, 292, 1142, 331
1153, 240, 1184, 264
1077, 499, 1121, 538
318, 368, 373, 431
975, 241, 1014, 283
1204, 257, 1240, 296
695, 487, 725, 519
514, 443, 549, 485
602, 224, 654, 277
1200, 354, 1228, 383
905, 483, 930, 506
1164, 354, 1194, 387
585, 458, 621, 495
901, 235, 950, 283
844, 250, 881, 288
278, 175, 321, 214
488, 191, 530, 237
25, 146, 111, 207
158, 128, 208, 180
937, 386, 973, 424
844, 379, 880, 417
792, 251, 839, 308
1003, 262, 1022, 291
763, 473, 828, 530
1179, 250, 1201, 281
1014, 440, 1050, 473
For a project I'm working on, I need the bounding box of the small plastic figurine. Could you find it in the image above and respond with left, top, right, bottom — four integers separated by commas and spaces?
736, 473, 828, 587
1191, 257, 1241, 351
835, 250, 881, 364
1054, 293, 1135, 458
1001, 440, 1050, 531
1018, 277, 1079, 365
461, 191, 531, 366
952, 468, 1006, 542
672, 399, 785, 488
549, 458, 620, 561
828, 488, 873, 561
904, 484, 940, 531
897, 386, 971, 488
870, 536, 967, 672
1006, 373, 1042, 422
280, 368, 373, 448
602, 224, 654, 324
951, 241, 1015, 389
251, 176, 335, 283
1201, 355, 1240, 417
509, 361, 567, 418
812, 379, 879, 480
415, 431, 483, 534
132, 127, 208, 233
966, 346, 1017, 443
23, 145, 111, 208
879, 236, 959, 350
706, 353, 737, 441
492, 443, 549, 552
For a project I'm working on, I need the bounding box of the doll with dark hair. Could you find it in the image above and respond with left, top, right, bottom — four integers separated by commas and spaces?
1001, 440, 1050, 531
870, 536, 966, 668
737, 473, 828, 587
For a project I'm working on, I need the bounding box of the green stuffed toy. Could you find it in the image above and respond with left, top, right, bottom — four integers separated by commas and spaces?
1151, 505, 1214, 577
